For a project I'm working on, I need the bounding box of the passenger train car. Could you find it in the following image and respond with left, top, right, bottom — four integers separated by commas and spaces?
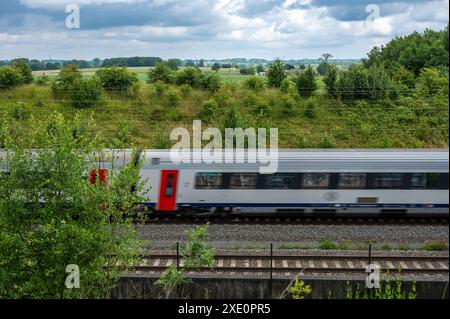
135, 149, 449, 215
1, 149, 448, 215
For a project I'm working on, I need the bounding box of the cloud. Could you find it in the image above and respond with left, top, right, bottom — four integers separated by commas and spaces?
0, 0, 448, 59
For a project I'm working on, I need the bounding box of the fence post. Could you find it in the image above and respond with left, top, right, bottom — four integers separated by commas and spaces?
176, 241, 180, 270
269, 242, 273, 299
368, 243, 372, 299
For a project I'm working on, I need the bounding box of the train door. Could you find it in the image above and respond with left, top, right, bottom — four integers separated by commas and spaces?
157, 170, 179, 211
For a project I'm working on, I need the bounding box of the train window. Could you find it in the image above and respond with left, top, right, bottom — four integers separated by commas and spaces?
410, 173, 427, 189
230, 173, 258, 189
338, 173, 366, 189
165, 174, 174, 196
302, 173, 330, 189
426, 173, 440, 189
195, 173, 223, 189
374, 173, 403, 189
264, 174, 296, 189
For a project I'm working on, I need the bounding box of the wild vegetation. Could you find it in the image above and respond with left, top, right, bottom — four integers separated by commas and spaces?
0, 27, 448, 149
0, 114, 147, 298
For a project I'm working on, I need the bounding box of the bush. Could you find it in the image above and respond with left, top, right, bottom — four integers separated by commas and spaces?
175, 67, 201, 87
319, 240, 337, 250
421, 240, 448, 251
51, 65, 83, 95
200, 99, 219, 121
70, 78, 103, 108
280, 78, 292, 94
279, 96, 296, 117
11, 102, 30, 121
96, 67, 138, 92
11, 59, 33, 84
0, 67, 23, 87
304, 103, 316, 119
35, 74, 51, 86
200, 73, 222, 92
164, 88, 181, 108
147, 62, 173, 84
244, 76, 266, 92
267, 59, 287, 88
294, 66, 317, 98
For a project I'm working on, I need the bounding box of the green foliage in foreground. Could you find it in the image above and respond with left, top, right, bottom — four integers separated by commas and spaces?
155, 224, 215, 298
0, 114, 147, 298
346, 273, 417, 299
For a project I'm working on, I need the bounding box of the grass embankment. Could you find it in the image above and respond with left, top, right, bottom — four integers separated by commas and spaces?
0, 81, 448, 149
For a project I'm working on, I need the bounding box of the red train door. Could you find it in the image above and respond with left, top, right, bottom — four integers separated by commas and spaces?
157, 170, 179, 211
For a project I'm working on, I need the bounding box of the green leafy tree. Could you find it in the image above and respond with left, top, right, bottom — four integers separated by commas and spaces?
200, 73, 222, 92
323, 64, 338, 98
267, 59, 287, 88
244, 76, 266, 92
70, 78, 103, 108
51, 65, 83, 96
175, 67, 201, 87
294, 66, 317, 98
211, 63, 221, 72
0, 67, 23, 87
96, 67, 139, 92
0, 113, 146, 298
147, 63, 174, 84
11, 59, 33, 84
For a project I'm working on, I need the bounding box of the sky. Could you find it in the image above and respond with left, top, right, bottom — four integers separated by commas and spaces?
0, 0, 448, 60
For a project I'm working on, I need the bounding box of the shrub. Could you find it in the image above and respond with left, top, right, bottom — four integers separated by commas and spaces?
304, 103, 316, 119
147, 62, 173, 84
11, 59, 33, 84
175, 67, 201, 87
318, 135, 336, 148
70, 78, 103, 108
279, 96, 296, 117
200, 99, 219, 121
267, 59, 287, 88
294, 66, 317, 98
96, 67, 138, 92
51, 65, 83, 95
244, 76, 266, 92
319, 240, 337, 250
164, 88, 181, 108
289, 280, 312, 299
280, 78, 292, 94
11, 102, 30, 121
421, 240, 448, 251
153, 81, 168, 96
200, 73, 222, 92
35, 74, 51, 86
0, 66, 23, 87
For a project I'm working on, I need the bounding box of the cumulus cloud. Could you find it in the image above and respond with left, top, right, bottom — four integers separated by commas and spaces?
0, 0, 448, 59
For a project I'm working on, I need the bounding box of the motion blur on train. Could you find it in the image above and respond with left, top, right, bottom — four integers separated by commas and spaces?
1, 149, 448, 216
95, 149, 448, 216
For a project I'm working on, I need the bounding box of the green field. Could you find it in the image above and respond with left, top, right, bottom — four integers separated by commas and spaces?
33, 66, 253, 84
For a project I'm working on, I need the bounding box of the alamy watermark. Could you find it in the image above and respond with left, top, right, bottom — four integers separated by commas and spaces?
365, 263, 381, 289
65, 4, 80, 29
170, 120, 279, 174
65, 264, 80, 289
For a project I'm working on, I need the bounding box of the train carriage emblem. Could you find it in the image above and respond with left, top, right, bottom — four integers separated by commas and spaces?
324, 191, 340, 201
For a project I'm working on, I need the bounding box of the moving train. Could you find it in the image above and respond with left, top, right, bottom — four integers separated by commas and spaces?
2, 149, 449, 215
105, 149, 449, 215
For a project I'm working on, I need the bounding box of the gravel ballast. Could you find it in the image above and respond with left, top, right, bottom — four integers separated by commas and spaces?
135, 223, 449, 248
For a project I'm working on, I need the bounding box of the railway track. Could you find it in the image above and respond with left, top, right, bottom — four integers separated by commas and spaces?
142, 214, 449, 226
132, 253, 449, 276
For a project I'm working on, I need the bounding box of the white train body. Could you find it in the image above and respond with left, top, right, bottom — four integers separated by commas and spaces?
1, 149, 448, 215
138, 149, 449, 215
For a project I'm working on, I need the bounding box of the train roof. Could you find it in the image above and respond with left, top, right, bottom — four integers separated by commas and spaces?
1, 149, 448, 172
139, 149, 449, 172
